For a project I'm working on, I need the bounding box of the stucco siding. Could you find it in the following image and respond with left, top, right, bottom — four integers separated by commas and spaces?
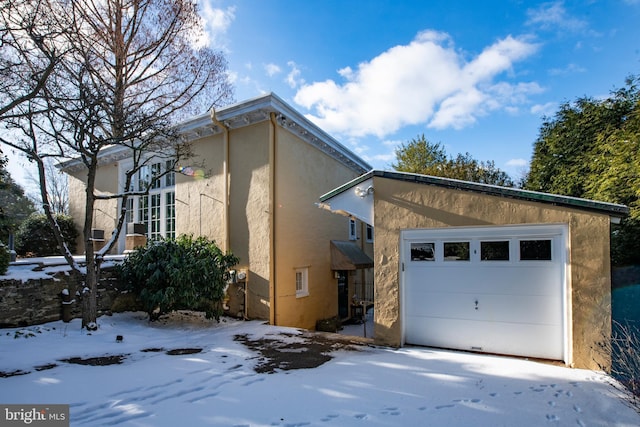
67, 164, 121, 254
228, 122, 270, 321
273, 126, 361, 330
67, 174, 86, 253
373, 176, 611, 370
175, 133, 226, 243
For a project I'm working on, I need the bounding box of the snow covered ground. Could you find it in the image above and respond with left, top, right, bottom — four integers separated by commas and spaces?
1, 311, 639, 427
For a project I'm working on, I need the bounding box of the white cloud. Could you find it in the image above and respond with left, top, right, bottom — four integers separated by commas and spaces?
506, 158, 528, 168
525, 2, 588, 33
264, 63, 282, 77
286, 61, 305, 89
549, 63, 586, 76
293, 31, 539, 138
531, 102, 557, 117
200, 3, 236, 49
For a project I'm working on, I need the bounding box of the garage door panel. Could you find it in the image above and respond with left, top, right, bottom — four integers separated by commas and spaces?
402, 225, 566, 361
405, 292, 562, 325
405, 266, 561, 297
405, 316, 564, 360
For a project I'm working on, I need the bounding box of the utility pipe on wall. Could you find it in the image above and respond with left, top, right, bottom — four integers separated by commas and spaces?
269, 112, 278, 325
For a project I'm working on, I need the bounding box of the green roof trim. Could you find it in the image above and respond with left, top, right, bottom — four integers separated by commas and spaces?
319, 170, 629, 218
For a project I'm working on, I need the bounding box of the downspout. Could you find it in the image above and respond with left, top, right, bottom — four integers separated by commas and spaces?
269, 113, 277, 325
360, 221, 366, 302
210, 108, 231, 253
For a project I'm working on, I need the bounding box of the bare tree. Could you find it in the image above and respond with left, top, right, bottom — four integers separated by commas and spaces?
0, 0, 61, 120
26, 157, 69, 214
0, 0, 233, 329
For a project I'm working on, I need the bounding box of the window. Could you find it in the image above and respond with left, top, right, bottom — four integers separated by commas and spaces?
165, 191, 175, 240
411, 242, 435, 261
349, 218, 357, 241
520, 239, 552, 261
125, 160, 176, 241
295, 267, 309, 298
444, 242, 470, 261
165, 160, 175, 187
365, 224, 374, 243
481, 241, 510, 261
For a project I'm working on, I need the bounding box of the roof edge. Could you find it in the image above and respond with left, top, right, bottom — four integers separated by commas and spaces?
321, 170, 629, 218
59, 93, 371, 174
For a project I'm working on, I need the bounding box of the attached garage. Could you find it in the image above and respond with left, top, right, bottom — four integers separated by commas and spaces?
401, 224, 567, 361
319, 170, 629, 370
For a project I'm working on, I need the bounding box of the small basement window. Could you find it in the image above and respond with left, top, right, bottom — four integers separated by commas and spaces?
520, 240, 552, 261
444, 242, 470, 261
411, 242, 435, 261
480, 241, 510, 261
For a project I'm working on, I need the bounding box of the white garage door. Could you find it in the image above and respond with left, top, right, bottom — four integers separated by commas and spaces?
402, 224, 567, 361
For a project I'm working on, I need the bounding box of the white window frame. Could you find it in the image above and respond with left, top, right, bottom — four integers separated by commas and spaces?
295, 267, 309, 298
120, 159, 176, 246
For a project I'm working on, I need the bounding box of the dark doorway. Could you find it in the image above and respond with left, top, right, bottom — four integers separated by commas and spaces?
337, 271, 349, 319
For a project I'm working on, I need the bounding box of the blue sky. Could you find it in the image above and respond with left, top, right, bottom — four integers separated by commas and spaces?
200, 0, 640, 180
4, 0, 640, 188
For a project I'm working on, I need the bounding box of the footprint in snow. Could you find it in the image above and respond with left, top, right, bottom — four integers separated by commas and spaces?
546, 414, 560, 422
454, 398, 482, 404
435, 404, 455, 410
186, 391, 220, 403
573, 404, 582, 413
320, 414, 339, 422
353, 413, 368, 420
242, 377, 265, 386
380, 407, 400, 416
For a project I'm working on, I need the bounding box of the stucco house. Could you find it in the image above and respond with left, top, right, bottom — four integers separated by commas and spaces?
318, 170, 628, 370
61, 93, 374, 330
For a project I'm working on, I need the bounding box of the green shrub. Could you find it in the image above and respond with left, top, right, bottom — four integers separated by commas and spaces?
118, 235, 239, 321
0, 242, 9, 275
15, 213, 79, 257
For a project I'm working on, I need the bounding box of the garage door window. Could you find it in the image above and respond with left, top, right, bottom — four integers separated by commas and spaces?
411, 243, 435, 261
444, 242, 470, 261
520, 239, 552, 261
480, 241, 510, 261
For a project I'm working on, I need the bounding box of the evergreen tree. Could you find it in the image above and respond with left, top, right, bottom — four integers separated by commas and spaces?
524, 75, 640, 265
0, 155, 36, 244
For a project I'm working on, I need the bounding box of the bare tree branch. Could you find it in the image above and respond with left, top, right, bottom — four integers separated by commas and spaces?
0, 0, 234, 329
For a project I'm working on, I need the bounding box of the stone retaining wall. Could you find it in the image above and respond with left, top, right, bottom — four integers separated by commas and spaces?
0, 267, 122, 328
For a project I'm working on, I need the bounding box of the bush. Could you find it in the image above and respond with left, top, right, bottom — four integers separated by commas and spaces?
0, 242, 9, 275
118, 235, 239, 321
15, 213, 79, 257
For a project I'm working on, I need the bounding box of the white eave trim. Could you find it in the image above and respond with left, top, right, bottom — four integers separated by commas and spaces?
58, 93, 371, 175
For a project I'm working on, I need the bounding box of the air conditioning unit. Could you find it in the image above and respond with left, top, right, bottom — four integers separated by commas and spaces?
127, 222, 146, 235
